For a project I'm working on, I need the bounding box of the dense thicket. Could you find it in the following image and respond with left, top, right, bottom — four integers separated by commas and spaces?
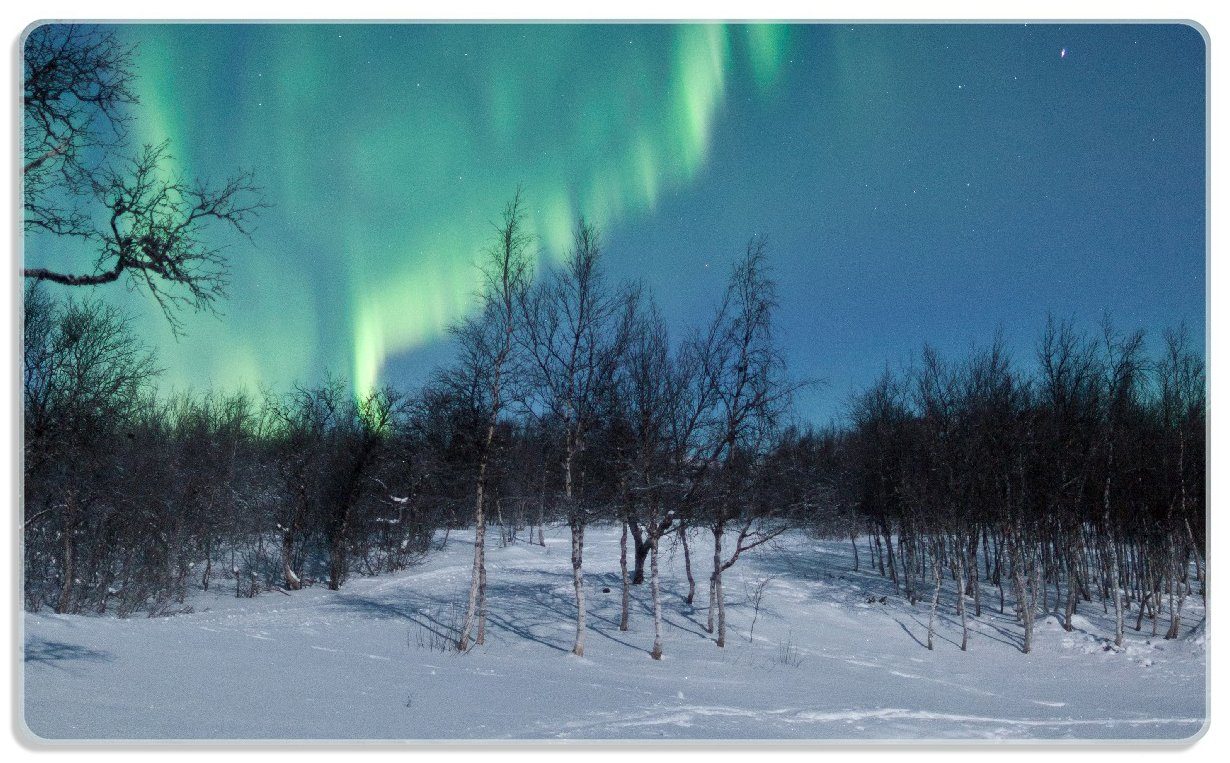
22, 219, 1205, 659
23, 286, 441, 613
824, 322, 1206, 651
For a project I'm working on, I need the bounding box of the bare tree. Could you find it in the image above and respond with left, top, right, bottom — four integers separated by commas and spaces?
454, 190, 533, 652
690, 239, 792, 648
518, 218, 632, 657
23, 25, 265, 333
22, 285, 158, 613
24, 24, 138, 237
610, 300, 681, 657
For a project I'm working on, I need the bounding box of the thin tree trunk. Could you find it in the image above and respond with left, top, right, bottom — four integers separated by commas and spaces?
955, 551, 968, 651
56, 490, 77, 615
281, 526, 301, 591
457, 450, 490, 651
681, 523, 696, 606
536, 471, 547, 546
620, 522, 630, 631
1166, 550, 1187, 639
650, 537, 663, 659
1009, 533, 1033, 654
477, 530, 487, 645
707, 527, 721, 634
968, 533, 981, 618
710, 519, 730, 647
201, 536, 212, 592
883, 521, 899, 590
1064, 560, 1078, 632
570, 518, 586, 656
1104, 523, 1124, 647
927, 544, 941, 651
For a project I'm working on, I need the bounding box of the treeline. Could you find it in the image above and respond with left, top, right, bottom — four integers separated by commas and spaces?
23, 287, 437, 614
824, 319, 1206, 652
23, 194, 797, 665
22, 197, 1205, 660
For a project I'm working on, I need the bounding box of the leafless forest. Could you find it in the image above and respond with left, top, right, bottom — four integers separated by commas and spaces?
23, 26, 1206, 665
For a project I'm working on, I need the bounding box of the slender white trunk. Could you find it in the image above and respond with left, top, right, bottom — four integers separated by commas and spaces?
458, 454, 489, 652
1103, 510, 1124, 647
571, 520, 586, 656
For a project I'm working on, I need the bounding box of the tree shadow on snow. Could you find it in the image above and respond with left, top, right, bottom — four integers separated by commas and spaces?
24, 640, 114, 669
333, 572, 654, 654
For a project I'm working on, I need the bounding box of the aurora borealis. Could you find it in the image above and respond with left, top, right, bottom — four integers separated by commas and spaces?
23, 23, 1206, 421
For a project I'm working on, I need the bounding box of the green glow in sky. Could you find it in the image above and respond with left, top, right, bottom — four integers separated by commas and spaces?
27, 23, 792, 397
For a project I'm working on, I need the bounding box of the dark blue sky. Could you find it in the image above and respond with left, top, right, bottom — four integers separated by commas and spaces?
398, 23, 1206, 423
28, 23, 1206, 423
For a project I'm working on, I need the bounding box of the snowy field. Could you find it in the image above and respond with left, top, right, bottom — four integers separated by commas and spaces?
22, 525, 1206, 742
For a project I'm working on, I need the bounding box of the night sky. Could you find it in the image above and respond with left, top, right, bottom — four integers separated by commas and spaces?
25, 23, 1207, 424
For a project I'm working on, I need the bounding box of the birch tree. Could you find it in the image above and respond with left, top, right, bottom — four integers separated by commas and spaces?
518, 219, 631, 657
691, 239, 791, 648
453, 190, 532, 651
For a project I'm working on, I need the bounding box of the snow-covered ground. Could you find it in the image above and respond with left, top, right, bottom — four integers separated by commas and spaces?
22, 525, 1207, 741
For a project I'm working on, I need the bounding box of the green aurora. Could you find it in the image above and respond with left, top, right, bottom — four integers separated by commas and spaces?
25, 24, 1206, 421
28, 23, 793, 397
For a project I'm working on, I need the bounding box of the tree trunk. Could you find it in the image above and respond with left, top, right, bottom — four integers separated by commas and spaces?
711, 525, 727, 647
619, 522, 630, 631
281, 527, 301, 590
201, 536, 212, 592
1064, 561, 1078, 632
457, 452, 489, 651
650, 537, 663, 660
328, 530, 346, 591
968, 533, 981, 618
1009, 533, 1033, 654
883, 521, 898, 590
1103, 521, 1124, 647
927, 544, 941, 651
1166, 550, 1186, 639
681, 523, 696, 606
570, 518, 586, 656
955, 551, 968, 651
631, 535, 650, 586
55, 490, 77, 615
536, 472, 547, 546
477, 529, 487, 645
707, 528, 720, 634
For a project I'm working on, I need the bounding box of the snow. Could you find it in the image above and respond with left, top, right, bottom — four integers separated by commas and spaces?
21, 525, 1206, 741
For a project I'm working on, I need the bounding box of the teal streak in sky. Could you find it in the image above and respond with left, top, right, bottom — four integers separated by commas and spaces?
30, 23, 793, 397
